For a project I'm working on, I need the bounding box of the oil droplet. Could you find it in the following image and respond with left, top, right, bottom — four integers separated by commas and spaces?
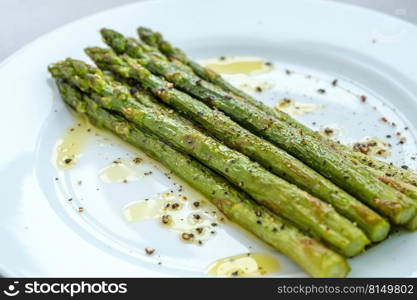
200, 56, 273, 75
352, 136, 391, 158
319, 125, 341, 141
123, 192, 222, 244
207, 253, 279, 277
53, 119, 92, 170
123, 196, 165, 222
275, 98, 324, 116
99, 160, 142, 183
239, 78, 275, 93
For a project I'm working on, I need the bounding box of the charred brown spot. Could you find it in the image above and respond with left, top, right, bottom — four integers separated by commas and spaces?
375, 198, 401, 210
354, 204, 379, 223
301, 239, 314, 246
121, 107, 135, 118
183, 134, 198, 148
155, 88, 166, 96
212, 198, 233, 210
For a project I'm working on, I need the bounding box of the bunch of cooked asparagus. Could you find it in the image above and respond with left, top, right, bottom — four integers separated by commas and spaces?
48, 27, 417, 277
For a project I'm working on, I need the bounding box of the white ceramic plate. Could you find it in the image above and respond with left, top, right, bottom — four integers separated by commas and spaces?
2, 0, 417, 277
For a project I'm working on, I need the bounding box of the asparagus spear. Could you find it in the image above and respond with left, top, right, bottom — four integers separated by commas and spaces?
86, 46, 389, 242
377, 175, 417, 230
108, 28, 417, 193
55, 79, 349, 277
112, 29, 417, 231
348, 149, 417, 187
138, 28, 417, 224
138, 26, 417, 188
354, 162, 417, 230
103, 61, 413, 234
111, 76, 198, 129
98, 31, 417, 225
49, 59, 370, 256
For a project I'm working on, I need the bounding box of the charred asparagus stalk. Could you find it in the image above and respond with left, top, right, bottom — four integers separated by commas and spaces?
49, 59, 370, 256
348, 149, 417, 186
86, 45, 389, 242
110, 75, 198, 128
137, 26, 417, 188
376, 174, 417, 230
55, 79, 350, 277
98, 30, 417, 225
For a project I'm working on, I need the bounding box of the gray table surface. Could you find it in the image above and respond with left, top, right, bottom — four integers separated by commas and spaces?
0, 0, 416, 62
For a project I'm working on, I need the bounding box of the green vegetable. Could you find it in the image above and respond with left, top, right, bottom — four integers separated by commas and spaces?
87, 41, 389, 242
347, 149, 417, 187
99, 31, 417, 225
376, 174, 417, 230
138, 26, 417, 188
121, 80, 198, 128
49, 59, 369, 256
55, 78, 350, 278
